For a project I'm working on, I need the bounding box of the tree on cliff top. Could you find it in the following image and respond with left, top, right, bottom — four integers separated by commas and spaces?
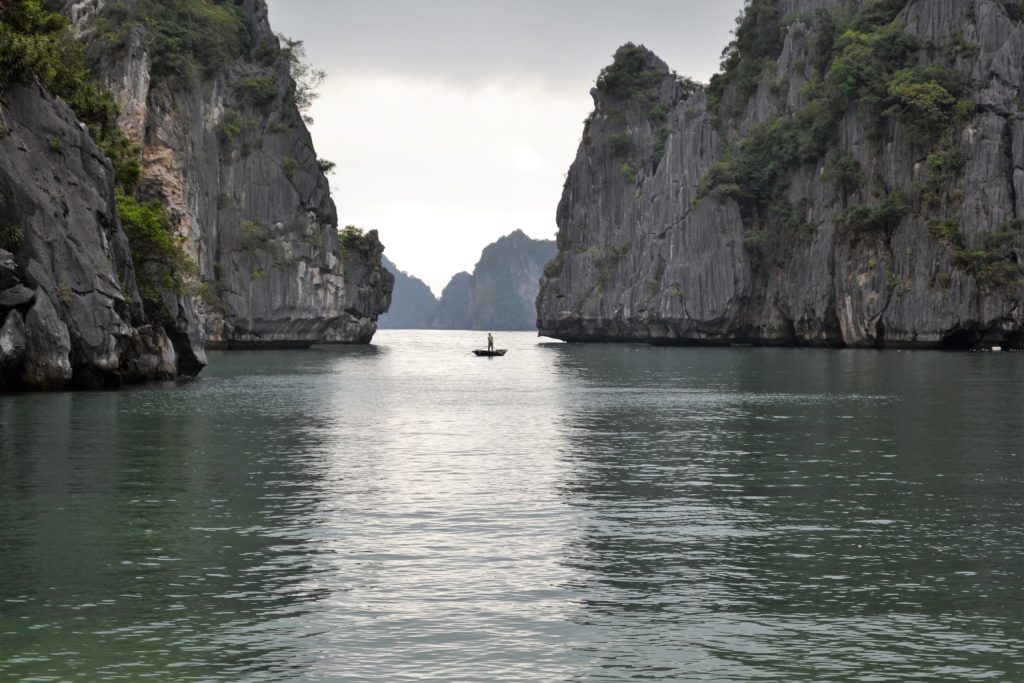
279, 35, 325, 125
595, 43, 664, 101
0, 0, 114, 122
0, 0, 140, 188
90, 0, 249, 86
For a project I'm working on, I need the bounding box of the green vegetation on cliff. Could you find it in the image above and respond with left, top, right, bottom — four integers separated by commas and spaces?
90, 0, 249, 85
279, 36, 325, 125
595, 43, 666, 102
0, 1, 73, 92
116, 193, 196, 320
707, 0, 913, 116
593, 43, 698, 177
0, 223, 24, 252
338, 225, 375, 258
698, 0, 977, 257
0, 0, 197, 322
951, 228, 1024, 293
0, 0, 139, 190
707, 0, 787, 115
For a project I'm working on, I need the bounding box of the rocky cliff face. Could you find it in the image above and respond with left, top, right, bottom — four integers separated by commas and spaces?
378, 256, 438, 329
77, 0, 393, 348
538, 0, 1024, 349
1, 0, 391, 390
0, 84, 193, 390
435, 230, 556, 330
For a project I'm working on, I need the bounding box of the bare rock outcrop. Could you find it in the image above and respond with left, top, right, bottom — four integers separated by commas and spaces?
0, 85, 193, 390
20, 290, 73, 390
84, 0, 393, 349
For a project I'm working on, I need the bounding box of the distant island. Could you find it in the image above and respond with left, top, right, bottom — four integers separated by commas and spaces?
380, 230, 555, 330
378, 256, 438, 330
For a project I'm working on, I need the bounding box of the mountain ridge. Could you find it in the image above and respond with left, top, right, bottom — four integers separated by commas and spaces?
382, 230, 555, 330
434, 229, 555, 331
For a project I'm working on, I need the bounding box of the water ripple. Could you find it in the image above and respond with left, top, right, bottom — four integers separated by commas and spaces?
1, 333, 1021, 681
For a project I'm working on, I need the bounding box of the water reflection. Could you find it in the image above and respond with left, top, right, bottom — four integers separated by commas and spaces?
292, 331, 582, 681
0, 353, 343, 680
1, 335, 1021, 681
552, 344, 1024, 681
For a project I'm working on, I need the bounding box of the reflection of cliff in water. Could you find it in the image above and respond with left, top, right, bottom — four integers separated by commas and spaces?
0, 351, 351, 680
551, 345, 760, 618
551, 345, 1024, 678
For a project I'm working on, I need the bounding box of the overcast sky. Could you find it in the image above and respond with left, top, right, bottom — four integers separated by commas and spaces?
265, 0, 745, 295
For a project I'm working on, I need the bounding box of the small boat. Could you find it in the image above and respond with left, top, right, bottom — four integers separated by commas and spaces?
473, 349, 507, 357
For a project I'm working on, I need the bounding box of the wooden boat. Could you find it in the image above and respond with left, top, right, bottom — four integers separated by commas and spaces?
473, 349, 507, 357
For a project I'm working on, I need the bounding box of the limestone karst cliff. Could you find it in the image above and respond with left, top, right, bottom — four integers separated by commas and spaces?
75, 0, 393, 348
0, 0, 392, 389
0, 83, 195, 389
378, 256, 438, 329
1, 2, 205, 389
537, 0, 1024, 348
381, 230, 555, 331
434, 230, 556, 331
431, 272, 474, 330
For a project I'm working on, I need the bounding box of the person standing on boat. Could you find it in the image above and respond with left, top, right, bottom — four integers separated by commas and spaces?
487, 333, 494, 352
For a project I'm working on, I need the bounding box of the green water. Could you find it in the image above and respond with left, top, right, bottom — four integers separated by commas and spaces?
1, 330, 1021, 681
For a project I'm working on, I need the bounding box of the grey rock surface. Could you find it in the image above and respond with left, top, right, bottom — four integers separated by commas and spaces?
432, 272, 474, 330
120, 325, 177, 384
0, 250, 20, 290
537, 0, 1024, 348
0, 310, 27, 388
86, 0, 392, 349
20, 291, 73, 390
0, 84, 201, 389
0, 285, 35, 310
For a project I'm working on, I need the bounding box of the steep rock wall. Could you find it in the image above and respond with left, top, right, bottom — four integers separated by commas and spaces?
537, 0, 1024, 348
80, 0, 392, 349
0, 84, 196, 389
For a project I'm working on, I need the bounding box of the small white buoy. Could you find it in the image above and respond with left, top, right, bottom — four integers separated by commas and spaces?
991, 346, 1002, 352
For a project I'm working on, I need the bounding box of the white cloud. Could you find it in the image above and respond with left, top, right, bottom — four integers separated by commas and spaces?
511, 147, 546, 174
306, 73, 589, 294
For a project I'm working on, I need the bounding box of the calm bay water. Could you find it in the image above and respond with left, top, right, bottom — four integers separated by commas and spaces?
1, 330, 1022, 681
